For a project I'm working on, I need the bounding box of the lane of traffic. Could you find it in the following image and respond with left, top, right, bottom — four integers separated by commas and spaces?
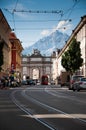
10, 87, 86, 130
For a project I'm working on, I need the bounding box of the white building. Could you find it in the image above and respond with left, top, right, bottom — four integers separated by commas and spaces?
56, 15, 86, 79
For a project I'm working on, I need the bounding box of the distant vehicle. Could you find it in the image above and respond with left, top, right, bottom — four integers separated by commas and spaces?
21, 80, 28, 85
69, 75, 84, 90
72, 77, 86, 91
51, 80, 55, 85
27, 79, 36, 85
41, 75, 48, 85
36, 80, 40, 85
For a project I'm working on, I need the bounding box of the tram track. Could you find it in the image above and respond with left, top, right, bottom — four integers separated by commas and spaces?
10, 89, 57, 130
10, 87, 86, 130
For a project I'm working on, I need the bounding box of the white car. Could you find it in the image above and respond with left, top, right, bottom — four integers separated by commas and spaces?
72, 77, 86, 91
69, 75, 84, 90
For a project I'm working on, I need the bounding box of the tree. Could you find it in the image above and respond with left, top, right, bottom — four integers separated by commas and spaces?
61, 38, 83, 75
0, 41, 4, 72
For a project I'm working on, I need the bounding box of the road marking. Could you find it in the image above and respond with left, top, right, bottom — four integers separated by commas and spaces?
22, 89, 86, 123
22, 90, 76, 118
33, 114, 72, 118
10, 90, 57, 130
11, 88, 86, 130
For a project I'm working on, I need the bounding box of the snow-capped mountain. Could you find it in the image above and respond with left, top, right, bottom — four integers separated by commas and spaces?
22, 30, 69, 56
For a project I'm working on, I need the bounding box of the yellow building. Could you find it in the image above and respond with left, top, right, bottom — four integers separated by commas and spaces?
0, 9, 23, 78
9, 32, 23, 77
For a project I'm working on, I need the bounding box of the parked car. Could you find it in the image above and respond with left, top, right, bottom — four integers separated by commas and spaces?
72, 77, 86, 91
51, 80, 55, 85
69, 75, 84, 90
27, 79, 36, 85
21, 80, 28, 85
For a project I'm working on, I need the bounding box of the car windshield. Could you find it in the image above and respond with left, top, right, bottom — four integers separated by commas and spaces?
72, 76, 84, 80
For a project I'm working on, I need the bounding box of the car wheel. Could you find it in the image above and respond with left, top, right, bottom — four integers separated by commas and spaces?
77, 88, 80, 91
73, 88, 75, 91
76, 85, 80, 91
72, 84, 77, 91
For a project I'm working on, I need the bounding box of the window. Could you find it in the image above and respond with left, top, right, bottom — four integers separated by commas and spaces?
22, 58, 27, 61
23, 67, 27, 74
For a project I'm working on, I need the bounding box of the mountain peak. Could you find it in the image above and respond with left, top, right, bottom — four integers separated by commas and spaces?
22, 30, 69, 56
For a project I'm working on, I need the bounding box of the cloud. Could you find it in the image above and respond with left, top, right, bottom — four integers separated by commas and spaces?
55, 20, 72, 33
41, 20, 72, 37
41, 30, 50, 36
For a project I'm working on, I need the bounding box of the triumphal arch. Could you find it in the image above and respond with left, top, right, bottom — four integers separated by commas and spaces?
21, 49, 55, 82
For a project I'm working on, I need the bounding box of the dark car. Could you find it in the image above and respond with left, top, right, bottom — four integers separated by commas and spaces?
27, 79, 36, 85
21, 80, 28, 85
72, 77, 86, 91
69, 75, 84, 90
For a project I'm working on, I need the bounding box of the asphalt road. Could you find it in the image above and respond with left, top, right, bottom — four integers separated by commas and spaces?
0, 85, 86, 130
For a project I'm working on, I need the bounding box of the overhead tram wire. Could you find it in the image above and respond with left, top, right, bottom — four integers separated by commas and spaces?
51, 0, 80, 31
14, 0, 19, 11
62, 0, 80, 20
12, 26, 70, 31
3, 8, 63, 32
3, 8, 71, 32
4, 8, 63, 15
11, 0, 19, 32
3, 8, 73, 32
8, 19, 72, 23
14, 27, 53, 30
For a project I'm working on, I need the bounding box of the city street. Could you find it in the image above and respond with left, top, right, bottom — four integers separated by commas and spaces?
0, 85, 86, 130
0, 1, 86, 130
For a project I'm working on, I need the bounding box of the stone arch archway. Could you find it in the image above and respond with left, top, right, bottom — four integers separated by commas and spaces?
32, 68, 40, 79
22, 74, 27, 80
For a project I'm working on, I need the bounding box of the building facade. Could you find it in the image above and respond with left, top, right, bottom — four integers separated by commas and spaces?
0, 9, 11, 76
0, 9, 23, 78
21, 49, 55, 83
9, 32, 23, 77
55, 15, 86, 80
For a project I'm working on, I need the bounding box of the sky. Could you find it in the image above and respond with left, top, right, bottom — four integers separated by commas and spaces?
0, 0, 86, 48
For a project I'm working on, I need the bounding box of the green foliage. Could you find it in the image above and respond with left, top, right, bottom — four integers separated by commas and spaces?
61, 38, 83, 74
0, 42, 4, 72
